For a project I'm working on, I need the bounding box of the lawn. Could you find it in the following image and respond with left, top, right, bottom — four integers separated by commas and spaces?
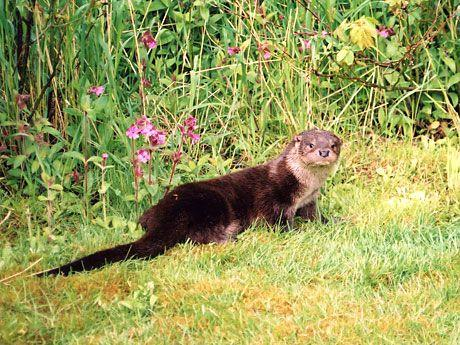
1, 136, 459, 344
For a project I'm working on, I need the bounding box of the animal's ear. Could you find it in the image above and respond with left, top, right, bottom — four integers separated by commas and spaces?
294, 135, 302, 142
333, 133, 343, 145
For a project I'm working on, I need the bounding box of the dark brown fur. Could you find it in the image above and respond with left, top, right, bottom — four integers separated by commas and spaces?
36, 129, 342, 276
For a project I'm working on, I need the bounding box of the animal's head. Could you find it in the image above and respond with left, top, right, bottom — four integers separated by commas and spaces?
291, 129, 342, 167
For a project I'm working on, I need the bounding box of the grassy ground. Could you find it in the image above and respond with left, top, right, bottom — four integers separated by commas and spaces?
1, 136, 459, 344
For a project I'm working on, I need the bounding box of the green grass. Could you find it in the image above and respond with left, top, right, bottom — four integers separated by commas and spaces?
1, 1, 459, 343
1, 136, 459, 344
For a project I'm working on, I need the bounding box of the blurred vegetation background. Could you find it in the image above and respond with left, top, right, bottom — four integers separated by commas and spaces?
1, 0, 459, 225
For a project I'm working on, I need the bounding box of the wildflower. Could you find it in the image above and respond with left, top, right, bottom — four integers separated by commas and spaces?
126, 125, 140, 139
179, 116, 200, 144
321, 30, 328, 38
136, 115, 155, 136
187, 132, 200, 144
258, 42, 271, 60
377, 26, 395, 39
102, 153, 108, 160
15, 94, 30, 110
88, 85, 104, 96
227, 46, 241, 56
141, 31, 157, 49
172, 150, 182, 163
184, 116, 197, 130
136, 149, 151, 163
301, 39, 311, 51
141, 78, 152, 87
149, 130, 166, 147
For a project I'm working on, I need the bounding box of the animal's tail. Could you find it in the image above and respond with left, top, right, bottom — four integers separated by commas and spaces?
35, 240, 165, 277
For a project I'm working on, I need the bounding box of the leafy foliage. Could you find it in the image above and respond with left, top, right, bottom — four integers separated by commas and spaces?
0, 0, 459, 221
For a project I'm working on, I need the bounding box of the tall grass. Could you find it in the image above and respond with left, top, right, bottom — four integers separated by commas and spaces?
1, 1, 458, 219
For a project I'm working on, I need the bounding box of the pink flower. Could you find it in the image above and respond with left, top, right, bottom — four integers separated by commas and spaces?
126, 125, 140, 139
142, 78, 152, 87
227, 46, 241, 56
187, 131, 200, 144
301, 39, 311, 51
102, 153, 108, 160
149, 130, 166, 147
141, 31, 157, 49
172, 150, 182, 163
136, 149, 151, 163
15, 94, 30, 110
184, 116, 197, 130
136, 115, 155, 136
258, 42, 271, 60
179, 116, 200, 144
88, 85, 104, 96
377, 26, 395, 39
321, 30, 328, 38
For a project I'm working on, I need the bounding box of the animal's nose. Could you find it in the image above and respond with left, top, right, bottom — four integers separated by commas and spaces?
319, 150, 329, 158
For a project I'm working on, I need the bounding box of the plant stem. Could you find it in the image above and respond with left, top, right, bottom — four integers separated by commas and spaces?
83, 111, 89, 222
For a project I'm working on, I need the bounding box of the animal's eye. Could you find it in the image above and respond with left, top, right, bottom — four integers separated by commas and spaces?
331, 144, 336, 149
308, 143, 314, 148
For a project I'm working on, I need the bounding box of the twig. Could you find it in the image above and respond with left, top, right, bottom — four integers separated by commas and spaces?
0, 210, 12, 228
0, 258, 43, 284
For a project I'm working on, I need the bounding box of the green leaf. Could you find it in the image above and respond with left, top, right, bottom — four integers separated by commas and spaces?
447, 73, 460, 89
441, 56, 456, 73
38, 195, 49, 202
62, 151, 85, 162
448, 92, 458, 108
150, 0, 168, 10
50, 184, 63, 191
98, 182, 111, 194
13, 155, 27, 168
384, 70, 400, 86
41, 172, 53, 185
199, 5, 209, 22
42, 126, 61, 137
386, 41, 403, 59
336, 47, 354, 66
80, 95, 91, 112
31, 160, 40, 173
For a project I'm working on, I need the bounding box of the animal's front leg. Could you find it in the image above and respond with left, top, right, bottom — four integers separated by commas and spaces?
296, 200, 328, 224
279, 208, 296, 231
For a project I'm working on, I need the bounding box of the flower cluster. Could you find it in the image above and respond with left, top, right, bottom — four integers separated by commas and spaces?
125, 115, 167, 178
179, 116, 200, 144
126, 115, 166, 144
